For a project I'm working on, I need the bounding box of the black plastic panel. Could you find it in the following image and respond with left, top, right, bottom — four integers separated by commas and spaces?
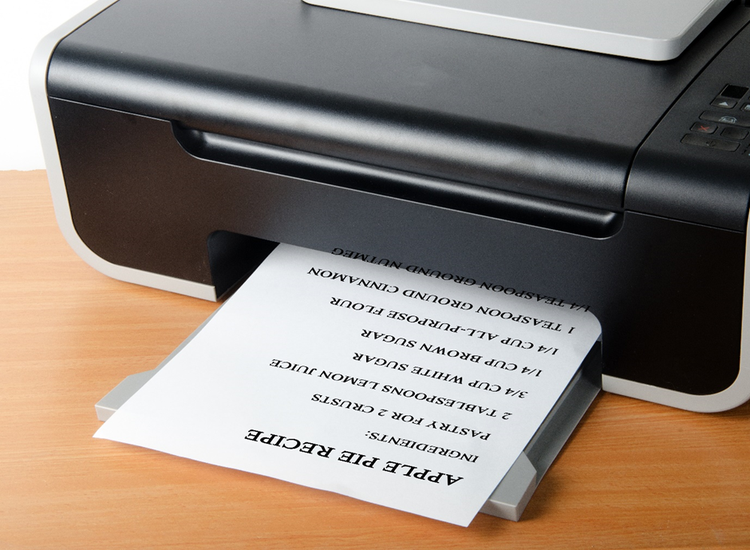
46, 0, 750, 218
50, 100, 745, 396
628, 19, 750, 231
173, 125, 622, 238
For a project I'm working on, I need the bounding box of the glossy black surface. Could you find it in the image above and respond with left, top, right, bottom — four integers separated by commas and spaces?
48, 0, 750, 225
50, 100, 744, 395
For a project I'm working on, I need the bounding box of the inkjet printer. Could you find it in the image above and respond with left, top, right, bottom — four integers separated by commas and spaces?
31, 0, 750, 416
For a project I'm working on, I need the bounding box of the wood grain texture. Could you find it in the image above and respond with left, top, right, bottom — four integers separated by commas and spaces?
1, 170, 749, 549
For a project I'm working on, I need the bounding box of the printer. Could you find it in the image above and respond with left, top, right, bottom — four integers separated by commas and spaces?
31, 0, 750, 413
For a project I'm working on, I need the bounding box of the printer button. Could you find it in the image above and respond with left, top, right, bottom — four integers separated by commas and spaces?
691, 122, 717, 134
681, 134, 740, 151
711, 98, 737, 109
721, 127, 748, 141
700, 110, 750, 127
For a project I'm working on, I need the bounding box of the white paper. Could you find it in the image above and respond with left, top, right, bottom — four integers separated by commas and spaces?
95, 244, 600, 526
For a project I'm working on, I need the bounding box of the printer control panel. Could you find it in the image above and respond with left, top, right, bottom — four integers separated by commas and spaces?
682, 84, 750, 156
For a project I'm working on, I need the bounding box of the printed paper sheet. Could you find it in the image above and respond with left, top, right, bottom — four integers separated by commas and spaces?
95, 244, 600, 526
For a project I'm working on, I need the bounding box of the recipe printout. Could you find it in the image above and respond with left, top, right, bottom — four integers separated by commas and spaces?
95, 244, 600, 526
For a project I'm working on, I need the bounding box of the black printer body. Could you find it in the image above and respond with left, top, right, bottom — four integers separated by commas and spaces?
31, 0, 750, 411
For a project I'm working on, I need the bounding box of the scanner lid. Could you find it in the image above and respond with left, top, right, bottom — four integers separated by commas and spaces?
47, 0, 749, 225
303, 0, 732, 61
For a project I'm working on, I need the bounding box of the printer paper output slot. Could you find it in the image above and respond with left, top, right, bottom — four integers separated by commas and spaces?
173, 124, 622, 238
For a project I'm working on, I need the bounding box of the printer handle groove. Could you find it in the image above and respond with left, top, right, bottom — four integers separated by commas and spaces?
173, 124, 622, 238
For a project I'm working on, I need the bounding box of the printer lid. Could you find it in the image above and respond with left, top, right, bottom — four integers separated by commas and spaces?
303, 0, 732, 61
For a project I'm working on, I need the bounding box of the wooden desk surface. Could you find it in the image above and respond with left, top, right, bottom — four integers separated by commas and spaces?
1, 170, 749, 549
